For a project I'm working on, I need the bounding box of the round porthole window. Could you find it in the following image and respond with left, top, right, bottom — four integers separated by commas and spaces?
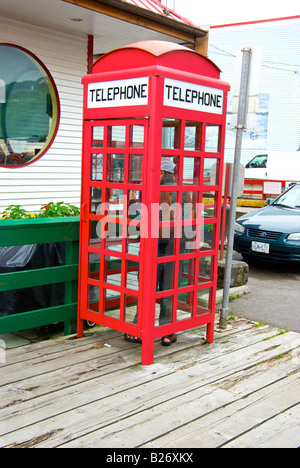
0, 44, 60, 168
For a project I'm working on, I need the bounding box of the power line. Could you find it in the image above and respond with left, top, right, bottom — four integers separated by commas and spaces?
209, 44, 300, 74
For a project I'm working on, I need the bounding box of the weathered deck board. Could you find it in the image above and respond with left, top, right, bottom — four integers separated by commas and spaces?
0, 320, 299, 448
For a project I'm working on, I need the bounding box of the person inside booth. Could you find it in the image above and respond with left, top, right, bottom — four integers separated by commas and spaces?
125, 157, 194, 347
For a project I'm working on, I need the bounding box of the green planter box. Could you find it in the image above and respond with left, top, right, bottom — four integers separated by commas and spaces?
0, 217, 80, 336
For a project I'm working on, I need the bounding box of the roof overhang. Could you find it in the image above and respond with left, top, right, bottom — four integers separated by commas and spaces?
0, 0, 209, 55
63, 0, 208, 48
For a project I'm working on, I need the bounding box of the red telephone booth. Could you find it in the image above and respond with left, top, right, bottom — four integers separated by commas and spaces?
77, 41, 230, 365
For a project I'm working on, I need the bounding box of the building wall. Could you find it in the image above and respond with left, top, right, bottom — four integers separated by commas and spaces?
0, 18, 87, 212
208, 19, 300, 165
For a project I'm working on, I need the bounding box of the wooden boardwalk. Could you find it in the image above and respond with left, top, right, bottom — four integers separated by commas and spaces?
0, 317, 300, 448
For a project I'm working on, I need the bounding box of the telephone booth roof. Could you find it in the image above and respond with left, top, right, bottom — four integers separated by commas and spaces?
85, 41, 228, 88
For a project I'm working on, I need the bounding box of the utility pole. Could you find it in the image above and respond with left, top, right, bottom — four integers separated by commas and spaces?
219, 47, 252, 329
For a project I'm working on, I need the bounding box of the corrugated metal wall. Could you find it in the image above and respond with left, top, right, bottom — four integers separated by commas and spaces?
0, 18, 87, 212
209, 20, 300, 165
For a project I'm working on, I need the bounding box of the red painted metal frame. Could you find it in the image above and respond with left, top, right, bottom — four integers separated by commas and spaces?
78, 42, 230, 364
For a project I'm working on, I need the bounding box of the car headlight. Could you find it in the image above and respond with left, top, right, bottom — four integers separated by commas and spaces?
287, 233, 300, 241
234, 222, 245, 234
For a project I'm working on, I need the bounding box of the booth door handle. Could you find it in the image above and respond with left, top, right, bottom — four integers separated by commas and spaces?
81, 204, 88, 222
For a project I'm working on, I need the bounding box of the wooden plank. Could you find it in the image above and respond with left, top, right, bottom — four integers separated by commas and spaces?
0, 327, 299, 448
56, 349, 300, 448
143, 360, 300, 448
0, 323, 269, 385
223, 404, 300, 449
44, 357, 300, 448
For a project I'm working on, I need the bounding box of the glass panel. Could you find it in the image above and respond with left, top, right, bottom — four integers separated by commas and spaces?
107, 125, 126, 148
156, 295, 174, 327
92, 126, 104, 148
126, 260, 139, 291
103, 256, 122, 288
157, 261, 175, 292
88, 284, 99, 313
0, 44, 59, 168
161, 156, 179, 185
90, 187, 102, 215
181, 191, 198, 253
124, 295, 139, 324
203, 191, 217, 218
162, 118, 180, 149
159, 190, 177, 256
202, 224, 215, 251
183, 157, 200, 185
102, 222, 123, 253
89, 220, 100, 249
128, 190, 142, 223
205, 124, 221, 153
103, 289, 121, 319
198, 256, 213, 284
182, 190, 198, 217
179, 258, 196, 288
127, 225, 141, 257
184, 121, 202, 151
177, 291, 194, 321
129, 154, 143, 184
107, 154, 125, 182
107, 189, 124, 218
204, 158, 219, 185
88, 253, 100, 281
197, 288, 212, 315
91, 154, 103, 181
130, 125, 144, 148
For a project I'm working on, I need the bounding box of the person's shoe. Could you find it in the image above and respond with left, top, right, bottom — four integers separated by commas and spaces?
161, 334, 177, 346
124, 334, 142, 344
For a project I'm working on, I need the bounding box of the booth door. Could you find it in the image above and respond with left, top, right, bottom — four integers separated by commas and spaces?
153, 118, 223, 339
79, 119, 148, 335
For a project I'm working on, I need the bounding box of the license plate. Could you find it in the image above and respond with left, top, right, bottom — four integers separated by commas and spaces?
251, 241, 270, 254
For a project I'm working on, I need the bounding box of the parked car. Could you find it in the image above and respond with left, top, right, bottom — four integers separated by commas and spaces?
234, 183, 300, 263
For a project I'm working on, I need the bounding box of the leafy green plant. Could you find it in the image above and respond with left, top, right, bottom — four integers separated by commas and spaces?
1, 205, 30, 219
0, 202, 80, 220
39, 202, 80, 218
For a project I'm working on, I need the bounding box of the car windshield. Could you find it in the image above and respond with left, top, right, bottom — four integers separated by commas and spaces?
273, 184, 300, 209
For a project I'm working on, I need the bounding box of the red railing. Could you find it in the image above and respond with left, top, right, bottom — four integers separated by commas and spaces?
243, 178, 295, 200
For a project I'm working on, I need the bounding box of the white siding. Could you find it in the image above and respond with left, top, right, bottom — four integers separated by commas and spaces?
0, 18, 87, 212
209, 20, 300, 166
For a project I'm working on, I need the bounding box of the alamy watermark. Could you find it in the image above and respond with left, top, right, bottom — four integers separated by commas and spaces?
95, 199, 206, 250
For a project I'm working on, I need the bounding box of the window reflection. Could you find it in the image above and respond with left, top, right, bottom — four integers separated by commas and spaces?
130, 154, 143, 184
204, 158, 219, 185
107, 125, 126, 148
184, 121, 202, 151
205, 124, 221, 153
107, 154, 125, 182
92, 126, 104, 148
88, 285, 99, 313
0, 45, 60, 167
130, 125, 144, 148
91, 153, 103, 181
183, 157, 200, 185
177, 291, 194, 321
162, 118, 180, 149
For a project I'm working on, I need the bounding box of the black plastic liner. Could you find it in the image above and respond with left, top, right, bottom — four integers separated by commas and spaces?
0, 243, 65, 317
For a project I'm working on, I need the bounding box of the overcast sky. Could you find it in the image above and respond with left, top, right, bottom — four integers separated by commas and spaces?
172, 0, 299, 27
